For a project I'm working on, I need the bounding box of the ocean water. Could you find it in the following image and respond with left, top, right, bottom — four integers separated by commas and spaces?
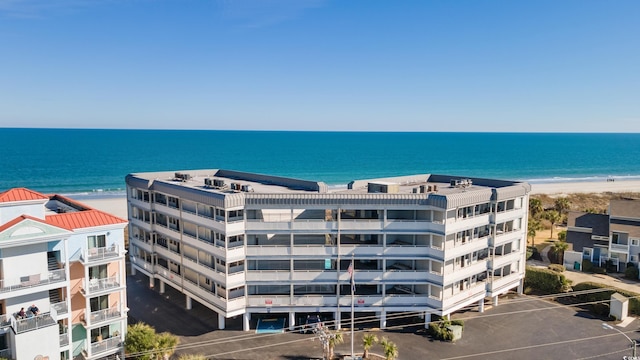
1, 128, 640, 196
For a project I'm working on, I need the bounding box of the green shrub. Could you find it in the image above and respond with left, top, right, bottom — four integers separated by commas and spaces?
427, 320, 458, 342
572, 282, 640, 316
526, 247, 533, 260
548, 264, 565, 272
524, 266, 570, 294
582, 259, 594, 272
625, 265, 639, 280
592, 267, 607, 274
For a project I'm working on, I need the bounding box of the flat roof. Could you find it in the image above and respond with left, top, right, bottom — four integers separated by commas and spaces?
128, 169, 530, 198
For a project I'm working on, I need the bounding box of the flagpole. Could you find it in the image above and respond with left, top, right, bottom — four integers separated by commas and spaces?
350, 253, 354, 359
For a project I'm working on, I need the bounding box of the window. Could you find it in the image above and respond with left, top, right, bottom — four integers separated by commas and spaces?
631, 239, 640, 247
90, 325, 110, 343
612, 233, 620, 244
631, 255, 638, 262
90, 295, 109, 312
89, 265, 107, 280
88, 235, 106, 249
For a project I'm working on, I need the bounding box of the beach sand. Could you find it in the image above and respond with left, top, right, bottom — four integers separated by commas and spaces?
530, 179, 640, 195
81, 197, 129, 219
77, 180, 640, 218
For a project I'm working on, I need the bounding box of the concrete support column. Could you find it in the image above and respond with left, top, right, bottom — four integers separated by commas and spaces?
289, 312, 296, 331
159, 280, 165, 294
335, 310, 341, 330
186, 295, 192, 310
492, 296, 499, 306
424, 312, 432, 328
149, 276, 154, 289
517, 279, 524, 295
131, 266, 136, 276
444, 313, 450, 320
380, 310, 387, 329
478, 299, 485, 313
218, 313, 226, 330
243, 313, 251, 332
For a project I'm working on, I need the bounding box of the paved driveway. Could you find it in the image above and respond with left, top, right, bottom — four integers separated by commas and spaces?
127, 272, 638, 359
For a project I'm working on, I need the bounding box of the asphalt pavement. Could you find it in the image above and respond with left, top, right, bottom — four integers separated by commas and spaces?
127, 271, 639, 360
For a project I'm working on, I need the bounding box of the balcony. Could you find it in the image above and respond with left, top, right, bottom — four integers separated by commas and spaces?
86, 336, 122, 358
83, 306, 122, 327
610, 243, 629, 253
10, 312, 57, 334
0, 269, 66, 296
82, 276, 122, 296
0, 348, 10, 359
80, 245, 122, 264
52, 300, 69, 317
60, 328, 70, 347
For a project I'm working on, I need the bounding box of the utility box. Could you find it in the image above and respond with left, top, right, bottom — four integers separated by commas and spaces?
610, 293, 629, 321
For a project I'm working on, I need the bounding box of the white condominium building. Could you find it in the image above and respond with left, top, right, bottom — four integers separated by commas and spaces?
126, 170, 530, 331
0, 188, 128, 360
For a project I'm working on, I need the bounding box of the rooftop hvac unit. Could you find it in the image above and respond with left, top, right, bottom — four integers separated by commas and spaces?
450, 179, 472, 188
412, 187, 418, 193
213, 179, 226, 188
230, 182, 240, 191
204, 178, 213, 187
241, 184, 254, 192
419, 185, 427, 193
174, 172, 191, 181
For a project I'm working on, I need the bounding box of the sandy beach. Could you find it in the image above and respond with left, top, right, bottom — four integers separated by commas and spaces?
529, 179, 640, 195
77, 180, 640, 218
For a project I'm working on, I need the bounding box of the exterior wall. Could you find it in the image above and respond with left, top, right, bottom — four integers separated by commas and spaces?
566, 231, 593, 253
0, 203, 46, 224
1, 243, 49, 287
70, 262, 86, 324
13, 323, 60, 360
128, 172, 529, 327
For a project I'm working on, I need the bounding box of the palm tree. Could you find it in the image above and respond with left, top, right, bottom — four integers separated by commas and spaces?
528, 218, 542, 247
380, 337, 398, 360
529, 198, 543, 219
155, 332, 179, 360
362, 333, 378, 359
554, 197, 571, 216
553, 240, 569, 265
543, 210, 562, 239
328, 330, 344, 360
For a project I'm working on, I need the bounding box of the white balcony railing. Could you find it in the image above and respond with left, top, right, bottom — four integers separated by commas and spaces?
60, 330, 70, 347
10, 312, 57, 334
83, 276, 121, 295
86, 306, 122, 326
81, 245, 121, 263
0, 348, 10, 359
89, 336, 122, 356
611, 243, 629, 252
0, 269, 66, 294
52, 300, 69, 316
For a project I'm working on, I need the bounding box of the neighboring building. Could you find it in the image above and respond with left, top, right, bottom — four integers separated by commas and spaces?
126, 170, 530, 331
0, 188, 128, 360
567, 198, 640, 273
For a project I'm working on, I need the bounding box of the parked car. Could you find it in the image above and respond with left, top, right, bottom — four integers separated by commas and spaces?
301, 314, 323, 333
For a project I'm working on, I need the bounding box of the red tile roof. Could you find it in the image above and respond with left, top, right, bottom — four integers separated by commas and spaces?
0, 188, 49, 203
46, 210, 127, 230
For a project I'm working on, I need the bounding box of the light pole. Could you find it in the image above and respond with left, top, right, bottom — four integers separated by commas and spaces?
602, 322, 637, 357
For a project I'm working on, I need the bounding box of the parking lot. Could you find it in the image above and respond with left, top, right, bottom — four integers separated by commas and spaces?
127, 272, 638, 359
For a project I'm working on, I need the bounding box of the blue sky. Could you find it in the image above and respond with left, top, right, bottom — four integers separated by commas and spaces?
0, 0, 638, 132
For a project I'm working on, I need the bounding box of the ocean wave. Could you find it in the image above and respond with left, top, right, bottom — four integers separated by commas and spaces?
521, 175, 640, 184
